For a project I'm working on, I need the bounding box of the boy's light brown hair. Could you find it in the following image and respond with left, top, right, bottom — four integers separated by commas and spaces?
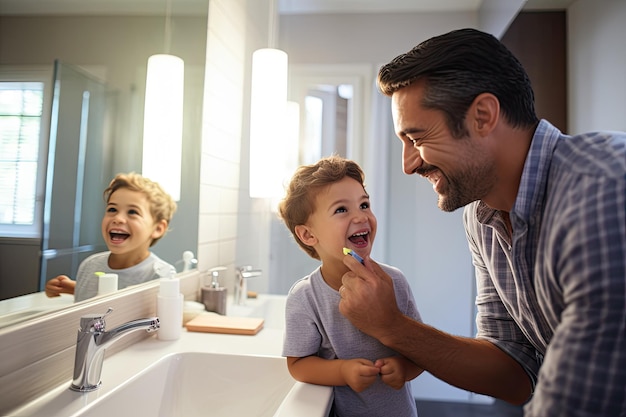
278, 155, 366, 260
103, 172, 177, 246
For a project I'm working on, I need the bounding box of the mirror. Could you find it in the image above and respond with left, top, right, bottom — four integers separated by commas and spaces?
0, 4, 207, 327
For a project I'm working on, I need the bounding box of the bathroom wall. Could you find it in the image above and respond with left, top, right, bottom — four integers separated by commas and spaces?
567, 0, 626, 134
196, 0, 275, 293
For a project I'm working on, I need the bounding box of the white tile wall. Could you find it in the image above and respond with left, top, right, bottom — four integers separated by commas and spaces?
198, 0, 274, 293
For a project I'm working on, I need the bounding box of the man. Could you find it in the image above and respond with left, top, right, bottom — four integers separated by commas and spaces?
339, 28, 626, 416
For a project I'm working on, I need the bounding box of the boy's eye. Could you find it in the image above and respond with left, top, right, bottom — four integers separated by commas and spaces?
335, 206, 347, 214
128, 209, 139, 216
360, 202, 370, 210
106, 207, 117, 213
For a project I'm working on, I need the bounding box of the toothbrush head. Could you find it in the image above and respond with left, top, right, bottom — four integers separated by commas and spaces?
343, 247, 364, 264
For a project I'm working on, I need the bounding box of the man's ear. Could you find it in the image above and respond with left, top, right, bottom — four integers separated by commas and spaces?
294, 225, 316, 246
152, 219, 168, 239
470, 92, 500, 135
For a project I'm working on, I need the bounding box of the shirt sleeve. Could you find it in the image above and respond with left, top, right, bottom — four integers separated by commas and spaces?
464, 207, 541, 390
282, 280, 322, 358
387, 266, 422, 323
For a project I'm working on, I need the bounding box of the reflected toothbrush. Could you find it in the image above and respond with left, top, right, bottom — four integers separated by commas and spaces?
343, 247, 364, 264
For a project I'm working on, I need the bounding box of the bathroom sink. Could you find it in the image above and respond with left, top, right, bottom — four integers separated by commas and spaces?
9, 294, 332, 417
70, 351, 312, 417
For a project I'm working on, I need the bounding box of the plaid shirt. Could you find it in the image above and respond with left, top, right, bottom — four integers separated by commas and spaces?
464, 120, 626, 416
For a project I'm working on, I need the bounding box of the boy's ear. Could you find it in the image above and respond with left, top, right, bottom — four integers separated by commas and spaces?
294, 225, 316, 246
152, 219, 168, 239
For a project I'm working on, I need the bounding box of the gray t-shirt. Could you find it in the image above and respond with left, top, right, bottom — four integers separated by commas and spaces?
74, 251, 173, 302
283, 263, 421, 417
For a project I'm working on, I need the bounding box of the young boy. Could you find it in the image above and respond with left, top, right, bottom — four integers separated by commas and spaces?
45, 172, 177, 302
278, 156, 422, 417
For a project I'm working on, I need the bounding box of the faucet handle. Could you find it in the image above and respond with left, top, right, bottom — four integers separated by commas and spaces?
79, 307, 113, 332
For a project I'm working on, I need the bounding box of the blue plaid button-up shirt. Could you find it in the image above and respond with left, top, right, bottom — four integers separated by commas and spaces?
464, 120, 626, 416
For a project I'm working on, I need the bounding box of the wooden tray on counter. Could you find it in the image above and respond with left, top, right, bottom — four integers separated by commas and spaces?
184, 313, 264, 335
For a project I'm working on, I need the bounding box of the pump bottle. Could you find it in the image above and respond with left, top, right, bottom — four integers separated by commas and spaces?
156, 265, 183, 341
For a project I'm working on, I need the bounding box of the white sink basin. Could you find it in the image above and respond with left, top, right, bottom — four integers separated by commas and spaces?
71, 351, 320, 417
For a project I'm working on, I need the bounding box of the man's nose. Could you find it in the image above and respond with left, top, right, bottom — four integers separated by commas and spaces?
402, 143, 422, 175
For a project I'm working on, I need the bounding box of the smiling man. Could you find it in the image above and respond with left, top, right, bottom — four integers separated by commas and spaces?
339, 28, 626, 416
45, 172, 177, 302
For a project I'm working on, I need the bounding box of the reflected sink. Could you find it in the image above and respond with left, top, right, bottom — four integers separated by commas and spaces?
71, 352, 305, 417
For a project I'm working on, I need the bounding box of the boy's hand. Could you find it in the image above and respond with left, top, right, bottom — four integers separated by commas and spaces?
45, 275, 75, 297
340, 358, 380, 392
374, 356, 408, 390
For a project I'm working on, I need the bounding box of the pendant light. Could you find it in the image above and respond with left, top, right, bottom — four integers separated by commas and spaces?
142, 0, 184, 201
249, 0, 296, 198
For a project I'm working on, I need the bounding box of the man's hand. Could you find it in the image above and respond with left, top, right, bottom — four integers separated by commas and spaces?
339, 256, 402, 340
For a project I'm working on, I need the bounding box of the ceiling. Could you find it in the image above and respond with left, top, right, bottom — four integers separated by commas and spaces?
0, 0, 576, 16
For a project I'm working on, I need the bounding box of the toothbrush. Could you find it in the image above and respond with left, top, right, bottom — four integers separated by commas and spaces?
343, 247, 364, 264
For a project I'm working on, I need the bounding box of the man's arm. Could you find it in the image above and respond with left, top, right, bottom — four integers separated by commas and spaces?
340, 257, 532, 405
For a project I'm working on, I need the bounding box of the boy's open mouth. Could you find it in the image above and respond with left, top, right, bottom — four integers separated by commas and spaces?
348, 231, 369, 247
109, 230, 130, 243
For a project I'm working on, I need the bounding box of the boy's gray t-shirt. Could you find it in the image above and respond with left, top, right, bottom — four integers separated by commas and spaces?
283, 263, 421, 417
74, 251, 173, 302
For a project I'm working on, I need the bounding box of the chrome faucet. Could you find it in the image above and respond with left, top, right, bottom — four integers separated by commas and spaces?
234, 266, 262, 305
70, 308, 159, 392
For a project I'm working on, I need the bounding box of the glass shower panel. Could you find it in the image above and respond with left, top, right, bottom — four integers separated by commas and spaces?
39, 60, 114, 290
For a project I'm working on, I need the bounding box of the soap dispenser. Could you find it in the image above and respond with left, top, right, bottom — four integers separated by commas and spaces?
202, 267, 227, 315
156, 264, 183, 340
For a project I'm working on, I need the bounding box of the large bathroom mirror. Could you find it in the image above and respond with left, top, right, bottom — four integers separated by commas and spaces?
0, 2, 207, 327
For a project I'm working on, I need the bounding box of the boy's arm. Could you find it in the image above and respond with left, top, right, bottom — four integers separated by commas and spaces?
287, 355, 380, 393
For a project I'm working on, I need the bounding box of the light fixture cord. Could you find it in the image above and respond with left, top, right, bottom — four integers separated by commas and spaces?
268, 0, 276, 48
164, 0, 172, 54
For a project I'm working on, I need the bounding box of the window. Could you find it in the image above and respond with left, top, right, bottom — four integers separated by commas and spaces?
0, 68, 51, 238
